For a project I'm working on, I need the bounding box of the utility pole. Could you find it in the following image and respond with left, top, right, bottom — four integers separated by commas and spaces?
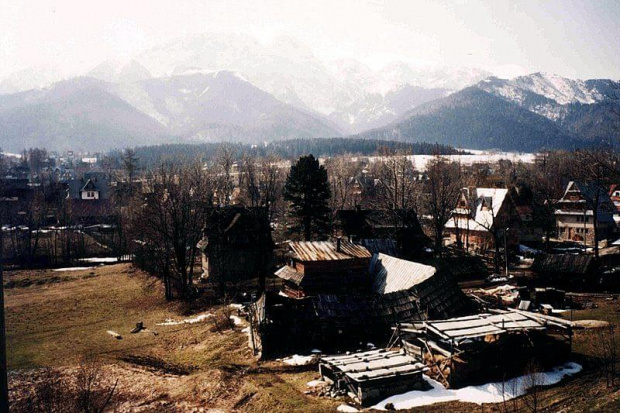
504, 227, 509, 278
0, 226, 9, 412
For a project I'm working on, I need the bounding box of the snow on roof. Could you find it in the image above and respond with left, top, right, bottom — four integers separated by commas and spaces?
446, 188, 508, 232
370, 253, 436, 294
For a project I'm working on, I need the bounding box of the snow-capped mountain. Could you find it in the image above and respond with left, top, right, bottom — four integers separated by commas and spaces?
0, 66, 65, 95
0, 71, 341, 152
87, 59, 153, 84
329, 84, 450, 133
376, 62, 491, 94
477, 73, 619, 143
1, 32, 494, 135
134, 33, 490, 127
112, 70, 341, 142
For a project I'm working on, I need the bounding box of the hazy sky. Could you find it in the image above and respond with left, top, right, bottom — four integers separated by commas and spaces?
1, 0, 619, 79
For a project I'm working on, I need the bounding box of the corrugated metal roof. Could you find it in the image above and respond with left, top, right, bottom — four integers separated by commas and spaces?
370, 253, 436, 294
289, 240, 371, 261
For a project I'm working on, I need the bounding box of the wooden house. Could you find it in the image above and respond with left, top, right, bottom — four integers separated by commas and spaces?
257, 251, 474, 355
276, 240, 372, 298
200, 206, 273, 287
445, 187, 521, 254
369, 253, 475, 319
336, 208, 429, 259
555, 181, 615, 244
531, 253, 596, 287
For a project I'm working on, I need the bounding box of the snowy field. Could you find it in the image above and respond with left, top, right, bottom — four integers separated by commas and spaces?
356, 150, 537, 172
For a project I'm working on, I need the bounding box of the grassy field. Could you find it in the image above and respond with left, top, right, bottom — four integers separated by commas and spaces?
5, 264, 338, 412
5, 265, 620, 412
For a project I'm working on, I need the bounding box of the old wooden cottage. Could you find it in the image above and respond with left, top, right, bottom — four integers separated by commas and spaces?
336, 208, 429, 259
255, 244, 474, 355
276, 240, 372, 298
200, 206, 273, 289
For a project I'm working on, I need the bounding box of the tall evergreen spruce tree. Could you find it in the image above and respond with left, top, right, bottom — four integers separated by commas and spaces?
283, 154, 331, 241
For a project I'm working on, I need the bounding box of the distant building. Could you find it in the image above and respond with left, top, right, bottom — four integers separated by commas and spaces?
65, 172, 110, 200
554, 181, 615, 244
64, 172, 113, 225
445, 187, 520, 253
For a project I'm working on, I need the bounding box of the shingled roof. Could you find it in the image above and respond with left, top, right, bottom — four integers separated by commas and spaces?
532, 254, 595, 275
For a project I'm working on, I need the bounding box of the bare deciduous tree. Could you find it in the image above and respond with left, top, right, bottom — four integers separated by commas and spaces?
372, 148, 420, 211
239, 154, 284, 220
214, 144, 236, 206
424, 156, 462, 255
133, 161, 214, 300
325, 155, 362, 219
522, 360, 543, 413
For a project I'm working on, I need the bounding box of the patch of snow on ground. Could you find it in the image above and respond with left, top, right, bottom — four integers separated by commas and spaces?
230, 315, 243, 326
307, 379, 324, 387
337, 404, 359, 412
282, 354, 316, 366
79, 257, 119, 264
156, 313, 213, 326
373, 362, 582, 410
53, 267, 93, 272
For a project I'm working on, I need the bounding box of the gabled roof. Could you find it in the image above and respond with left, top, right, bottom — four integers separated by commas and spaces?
80, 179, 99, 192
446, 187, 509, 232
370, 253, 436, 294
557, 180, 614, 211
275, 265, 304, 284
289, 240, 371, 262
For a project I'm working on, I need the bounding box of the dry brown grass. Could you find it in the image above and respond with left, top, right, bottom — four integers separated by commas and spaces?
6, 264, 339, 412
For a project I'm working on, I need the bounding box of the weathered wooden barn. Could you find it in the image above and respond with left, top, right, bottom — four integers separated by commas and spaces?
275, 240, 372, 298
319, 349, 428, 406
200, 206, 273, 288
531, 254, 596, 286
256, 246, 475, 355
398, 309, 573, 388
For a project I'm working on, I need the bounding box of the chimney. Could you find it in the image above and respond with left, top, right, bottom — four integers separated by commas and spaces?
336, 237, 341, 252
